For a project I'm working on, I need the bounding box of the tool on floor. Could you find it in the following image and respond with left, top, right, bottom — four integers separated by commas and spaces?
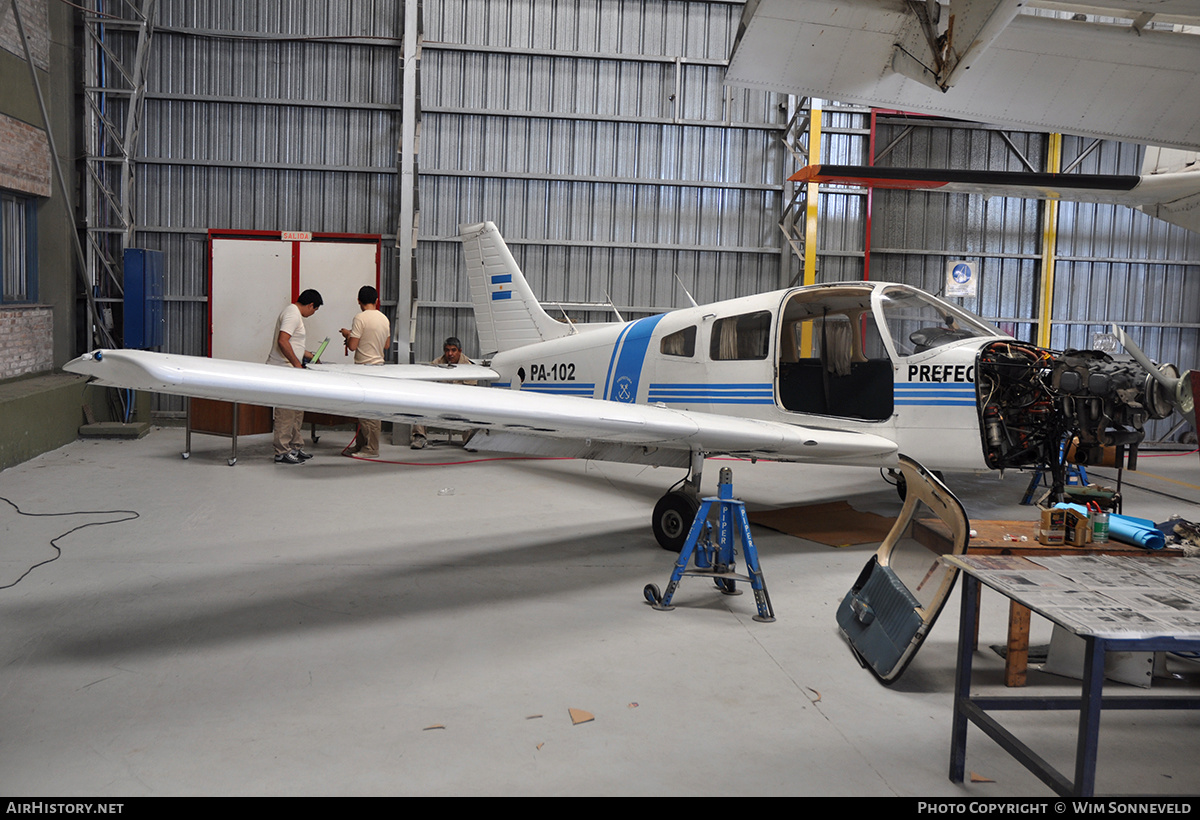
643, 467, 775, 622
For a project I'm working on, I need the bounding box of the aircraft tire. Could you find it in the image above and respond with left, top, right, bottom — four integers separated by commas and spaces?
652, 491, 699, 552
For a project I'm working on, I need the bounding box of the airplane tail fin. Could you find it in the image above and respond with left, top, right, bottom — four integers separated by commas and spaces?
460, 221, 573, 355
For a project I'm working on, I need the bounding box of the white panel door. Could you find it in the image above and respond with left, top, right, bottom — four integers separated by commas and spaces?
298, 241, 381, 364
210, 239, 292, 362
210, 236, 380, 365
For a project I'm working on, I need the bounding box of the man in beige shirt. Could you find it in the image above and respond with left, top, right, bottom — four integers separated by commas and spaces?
339, 285, 391, 457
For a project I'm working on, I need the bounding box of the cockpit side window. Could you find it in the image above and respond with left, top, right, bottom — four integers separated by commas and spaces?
877, 288, 999, 357
710, 311, 771, 361
660, 326, 697, 358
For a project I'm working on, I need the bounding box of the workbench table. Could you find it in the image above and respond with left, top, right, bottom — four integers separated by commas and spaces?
919, 518, 1180, 686
946, 554, 1200, 797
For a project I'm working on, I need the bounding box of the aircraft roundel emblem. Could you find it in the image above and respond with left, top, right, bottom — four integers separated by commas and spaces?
952, 263, 972, 284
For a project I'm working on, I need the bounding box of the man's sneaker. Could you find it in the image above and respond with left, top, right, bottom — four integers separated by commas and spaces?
410, 436, 427, 450
274, 451, 304, 464
295, 450, 314, 460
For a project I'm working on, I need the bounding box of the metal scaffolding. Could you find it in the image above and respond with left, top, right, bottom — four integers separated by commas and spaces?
81, 0, 158, 340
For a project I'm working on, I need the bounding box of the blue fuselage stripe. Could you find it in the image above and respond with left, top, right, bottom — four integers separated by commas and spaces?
895, 383, 975, 391
651, 398, 776, 405
897, 381, 979, 403
895, 382, 975, 406
649, 383, 774, 390
895, 399, 977, 406
605, 315, 666, 402
602, 323, 636, 400
648, 381, 774, 405
524, 384, 596, 396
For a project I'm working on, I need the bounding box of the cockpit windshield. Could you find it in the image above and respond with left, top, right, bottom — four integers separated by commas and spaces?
876, 286, 1003, 357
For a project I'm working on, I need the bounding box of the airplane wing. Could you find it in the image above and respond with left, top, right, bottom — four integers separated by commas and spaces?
65, 349, 899, 467
307, 362, 500, 382
726, 0, 1200, 151
790, 164, 1200, 233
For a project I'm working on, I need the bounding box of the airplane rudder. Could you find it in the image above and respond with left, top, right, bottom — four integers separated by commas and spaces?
459, 221, 571, 354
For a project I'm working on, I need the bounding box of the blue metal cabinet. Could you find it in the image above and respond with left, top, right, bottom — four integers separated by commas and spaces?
123, 249, 164, 349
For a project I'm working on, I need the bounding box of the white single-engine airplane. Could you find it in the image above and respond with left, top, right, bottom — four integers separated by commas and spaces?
66, 221, 1195, 547
63, 221, 1196, 681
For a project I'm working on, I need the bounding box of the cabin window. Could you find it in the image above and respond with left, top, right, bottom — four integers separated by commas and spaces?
710, 311, 771, 361
877, 287, 997, 356
660, 326, 696, 357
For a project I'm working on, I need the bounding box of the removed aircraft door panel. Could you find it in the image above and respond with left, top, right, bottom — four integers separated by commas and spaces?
837, 455, 969, 683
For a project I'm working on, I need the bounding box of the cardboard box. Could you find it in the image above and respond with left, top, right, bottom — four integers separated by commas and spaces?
1038, 507, 1065, 546
1062, 507, 1092, 547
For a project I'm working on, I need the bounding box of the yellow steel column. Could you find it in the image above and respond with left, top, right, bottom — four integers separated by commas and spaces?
1036, 133, 1062, 348
804, 98, 822, 286
800, 99, 822, 356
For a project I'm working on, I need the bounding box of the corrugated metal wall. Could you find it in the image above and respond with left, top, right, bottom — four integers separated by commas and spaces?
418, 0, 791, 354
100, 0, 792, 379
94, 0, 403, 410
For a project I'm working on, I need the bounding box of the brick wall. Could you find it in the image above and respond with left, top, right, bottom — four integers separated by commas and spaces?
0, 0, 50, 70
0, 306, 53, 379
0, 113, 51, 197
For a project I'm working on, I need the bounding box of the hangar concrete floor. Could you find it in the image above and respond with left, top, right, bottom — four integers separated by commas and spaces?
2, 425, 1198, 797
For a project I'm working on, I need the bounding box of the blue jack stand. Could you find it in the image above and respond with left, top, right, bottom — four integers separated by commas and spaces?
643, 467, 775, 623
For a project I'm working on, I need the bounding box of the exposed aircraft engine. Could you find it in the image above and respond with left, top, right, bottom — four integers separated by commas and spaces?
976, 341, 1179, 478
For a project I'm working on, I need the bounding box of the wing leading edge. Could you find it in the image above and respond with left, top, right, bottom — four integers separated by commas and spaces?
65, 349, 899, 467
791, 163, 1200, 233
307, 362, 500, 382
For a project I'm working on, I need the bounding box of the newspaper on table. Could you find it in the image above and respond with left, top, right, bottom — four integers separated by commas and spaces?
947, 555, 1200, 639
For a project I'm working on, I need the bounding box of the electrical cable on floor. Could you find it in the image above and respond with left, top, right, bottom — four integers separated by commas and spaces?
0, 496, 139, 590
1140, 448, 1200, 458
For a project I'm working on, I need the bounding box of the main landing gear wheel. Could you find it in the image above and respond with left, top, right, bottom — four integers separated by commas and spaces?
652, 491, 700, 552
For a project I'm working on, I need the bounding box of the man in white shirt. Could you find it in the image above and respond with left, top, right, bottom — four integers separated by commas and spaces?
266, 288, 323, 464
339, 285, 391, 457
